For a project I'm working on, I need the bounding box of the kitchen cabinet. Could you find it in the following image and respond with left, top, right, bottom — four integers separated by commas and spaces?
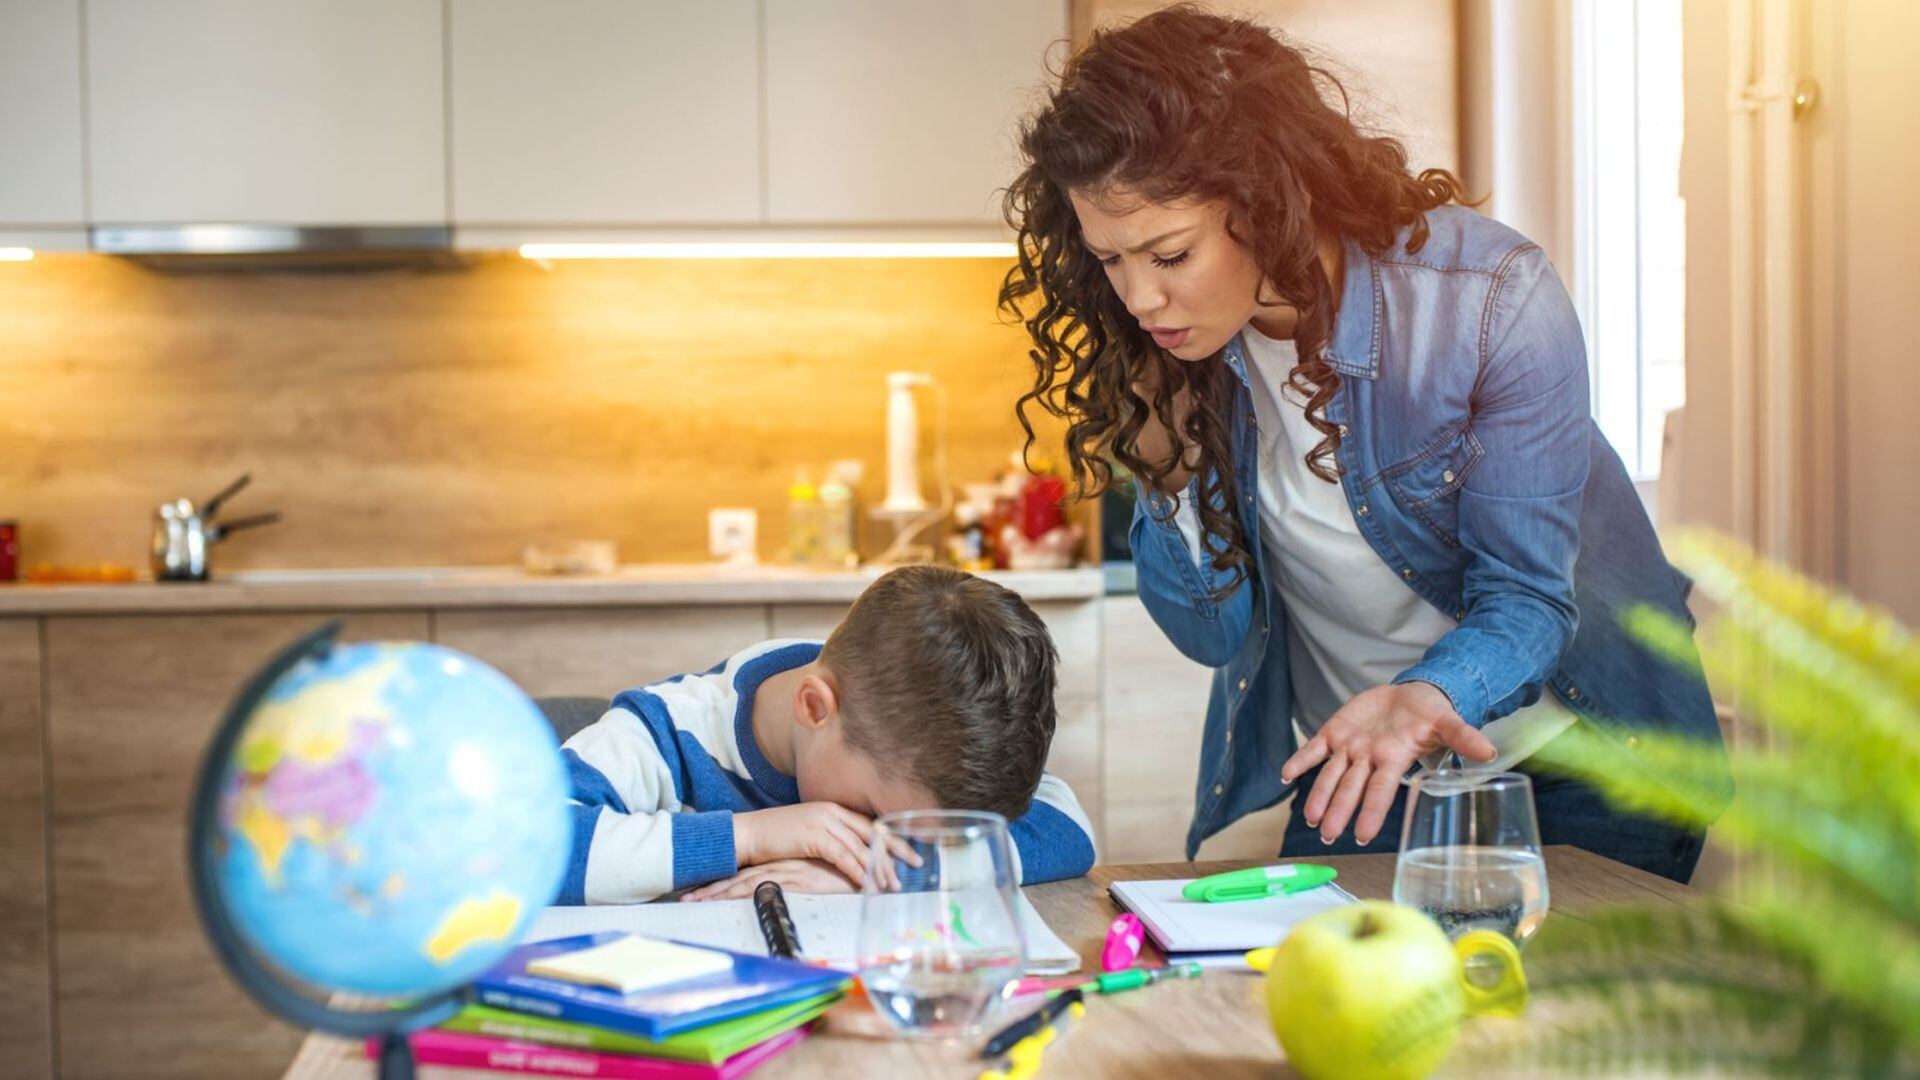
767, 599, 1098, 698
43, 611, 428, 1080
763, 0, 1066, 225
0, 619, 53, 1080
0, 0, 85, 246
84, 0, 445, 225
1101, 594, 1290, 864
448, 0, 762, 227
434, 605, 772, 698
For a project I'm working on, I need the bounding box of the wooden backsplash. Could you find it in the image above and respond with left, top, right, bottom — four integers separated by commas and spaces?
0, 253, 1069, 571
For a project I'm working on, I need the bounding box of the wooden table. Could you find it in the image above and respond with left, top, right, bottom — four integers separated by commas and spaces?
283, 847, 1695, 1079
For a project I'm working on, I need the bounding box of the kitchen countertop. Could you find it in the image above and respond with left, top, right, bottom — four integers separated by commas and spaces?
0, 564, 1105, 616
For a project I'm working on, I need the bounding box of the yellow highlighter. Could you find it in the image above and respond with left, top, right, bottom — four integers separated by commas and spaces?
978, 1001, 1085, 1080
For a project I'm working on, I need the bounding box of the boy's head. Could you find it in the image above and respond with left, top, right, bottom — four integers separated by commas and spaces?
791, 565, 1059, 820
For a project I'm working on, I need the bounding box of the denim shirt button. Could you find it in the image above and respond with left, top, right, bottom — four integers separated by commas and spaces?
1401, 568, 1414, 580
1213, 784, 1225, 796
1455, 609, 1467, 620
1237, 677, 1248, 691
1357, 504, 1370, 517
1443, 469, 1456, 483
1339, 424, 1350, 436
1567, 686, 1581, 700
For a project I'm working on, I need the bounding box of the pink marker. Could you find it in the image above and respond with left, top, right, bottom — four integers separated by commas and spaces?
1101, 913, 1145, 972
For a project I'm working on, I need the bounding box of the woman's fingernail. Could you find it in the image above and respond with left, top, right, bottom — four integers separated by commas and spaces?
1320, 834, 1335, 846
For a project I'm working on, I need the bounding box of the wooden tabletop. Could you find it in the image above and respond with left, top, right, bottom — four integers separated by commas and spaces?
282, 847, 1694, 1080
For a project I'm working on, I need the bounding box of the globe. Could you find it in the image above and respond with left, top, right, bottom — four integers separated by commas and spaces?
188, 621, 572, 1075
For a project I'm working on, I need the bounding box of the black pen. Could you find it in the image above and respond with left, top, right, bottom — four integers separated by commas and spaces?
753, 881, 803, 959
980, 988, 1083, 1059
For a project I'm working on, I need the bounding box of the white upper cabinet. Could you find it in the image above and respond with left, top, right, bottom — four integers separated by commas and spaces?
449, 0, 761, 227
0, 0, 85, 230
84, 0, 446, 224
762, 0, 1065, 226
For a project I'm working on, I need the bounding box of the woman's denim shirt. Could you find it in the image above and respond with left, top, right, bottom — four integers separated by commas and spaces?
1129, 205, 1730, 856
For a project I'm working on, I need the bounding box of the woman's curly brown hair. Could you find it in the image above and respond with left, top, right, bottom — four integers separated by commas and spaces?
1000, 5, 1469, 590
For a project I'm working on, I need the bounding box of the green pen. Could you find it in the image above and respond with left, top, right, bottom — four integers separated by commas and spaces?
1181, 864, 1338, 903
1074, 962, 1204, 995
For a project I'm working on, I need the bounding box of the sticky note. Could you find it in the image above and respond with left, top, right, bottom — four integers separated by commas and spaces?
526, 935, 734, 995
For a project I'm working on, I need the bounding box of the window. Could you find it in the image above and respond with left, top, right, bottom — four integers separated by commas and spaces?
1571, 0, 1686, 478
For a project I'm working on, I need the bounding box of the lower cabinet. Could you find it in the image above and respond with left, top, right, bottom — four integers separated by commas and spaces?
8, 593, 1240, 1079
434, 605, 772, 698
0, 618, 54, 1080
42, 611, 428, 1080
1101, 595, 1291, 864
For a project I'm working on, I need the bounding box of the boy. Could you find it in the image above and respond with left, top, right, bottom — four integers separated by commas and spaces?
557, 565, 1097, 904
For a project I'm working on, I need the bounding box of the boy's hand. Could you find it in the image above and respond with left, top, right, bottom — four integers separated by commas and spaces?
683, 858, 857, 901
735, 803, 919, 889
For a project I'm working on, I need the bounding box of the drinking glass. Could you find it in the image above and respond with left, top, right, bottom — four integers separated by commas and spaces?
855, 810, 1027, 1041
1392, 770, 1550, 946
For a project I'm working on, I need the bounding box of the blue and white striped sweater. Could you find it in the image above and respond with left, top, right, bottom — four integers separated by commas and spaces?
559, 639, 1097, 904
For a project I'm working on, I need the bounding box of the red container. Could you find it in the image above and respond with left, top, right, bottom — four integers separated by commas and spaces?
0, 520, 17, 582
1018, 473, 1068, 541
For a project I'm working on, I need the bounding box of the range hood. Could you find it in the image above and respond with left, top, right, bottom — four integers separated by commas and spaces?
89, 224, 451, 256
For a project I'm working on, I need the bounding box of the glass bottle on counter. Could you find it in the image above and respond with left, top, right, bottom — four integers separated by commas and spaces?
818, 460, 862, 568
786, 468, 821, 566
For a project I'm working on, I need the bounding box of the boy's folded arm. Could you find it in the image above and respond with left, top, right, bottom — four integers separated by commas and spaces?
1006, 773, 1098, 885
559, 804, 739, 905
558, 702, 739, 904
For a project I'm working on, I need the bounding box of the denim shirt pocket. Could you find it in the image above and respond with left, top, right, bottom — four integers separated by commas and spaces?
1382, 425, 1485, 548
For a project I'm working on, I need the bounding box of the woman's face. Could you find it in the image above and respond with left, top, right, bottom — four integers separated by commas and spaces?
1069, 185, 1295, 360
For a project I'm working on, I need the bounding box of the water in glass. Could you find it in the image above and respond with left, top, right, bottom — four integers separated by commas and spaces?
856, 810, 1026, 1041
1393, 770, 1551, 946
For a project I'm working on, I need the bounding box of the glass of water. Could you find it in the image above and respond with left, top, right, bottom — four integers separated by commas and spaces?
856, 810, 1027, 1041
1392, 770, 1550, 946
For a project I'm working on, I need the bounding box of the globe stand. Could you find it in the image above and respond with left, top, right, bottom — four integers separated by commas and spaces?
187, 620, 463, 1080
376, 1033, 417, 1080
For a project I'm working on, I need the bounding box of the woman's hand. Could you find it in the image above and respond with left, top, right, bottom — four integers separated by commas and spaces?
1279, 682, 1498, 846
682, 858, 858, 901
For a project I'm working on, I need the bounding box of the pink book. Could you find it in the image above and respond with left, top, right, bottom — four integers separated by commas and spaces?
365, 1024, 809, 1080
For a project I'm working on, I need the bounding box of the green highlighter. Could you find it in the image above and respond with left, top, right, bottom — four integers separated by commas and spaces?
1181, 864, 1338, 903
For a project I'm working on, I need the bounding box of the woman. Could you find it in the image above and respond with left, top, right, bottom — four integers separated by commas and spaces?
1000, 6, 1729, 882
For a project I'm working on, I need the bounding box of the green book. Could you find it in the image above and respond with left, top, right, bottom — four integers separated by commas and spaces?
439, 991, 841, 1064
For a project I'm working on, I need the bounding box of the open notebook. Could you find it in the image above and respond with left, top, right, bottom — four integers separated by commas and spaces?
1109, 875, 1357, 958
527, 891, 1081, 976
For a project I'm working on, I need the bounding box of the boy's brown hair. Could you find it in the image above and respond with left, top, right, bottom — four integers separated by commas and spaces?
820, 565, 1059, 819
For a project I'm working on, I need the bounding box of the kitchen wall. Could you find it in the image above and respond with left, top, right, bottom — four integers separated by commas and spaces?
0, 253, 1063, 571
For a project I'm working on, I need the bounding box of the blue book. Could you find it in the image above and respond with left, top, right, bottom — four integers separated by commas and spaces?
472, 933, 849, 1041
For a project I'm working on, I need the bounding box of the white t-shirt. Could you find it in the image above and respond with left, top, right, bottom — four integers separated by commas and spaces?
1178, 328, 1575, 773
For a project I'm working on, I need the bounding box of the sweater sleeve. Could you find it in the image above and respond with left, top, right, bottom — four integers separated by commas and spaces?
1007, 773, 1098, 884
555, 699, 738, 904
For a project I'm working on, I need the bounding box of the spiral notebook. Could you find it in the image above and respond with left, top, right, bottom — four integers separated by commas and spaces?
527, 892, 1081, 975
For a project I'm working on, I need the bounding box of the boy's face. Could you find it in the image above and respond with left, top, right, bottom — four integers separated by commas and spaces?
796, 725, 937, 819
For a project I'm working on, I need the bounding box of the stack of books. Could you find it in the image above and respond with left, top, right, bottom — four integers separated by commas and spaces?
369, 932, 850, 1079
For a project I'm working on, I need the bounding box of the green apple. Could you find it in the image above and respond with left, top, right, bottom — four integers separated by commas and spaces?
1266, 901, 1466, 1080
